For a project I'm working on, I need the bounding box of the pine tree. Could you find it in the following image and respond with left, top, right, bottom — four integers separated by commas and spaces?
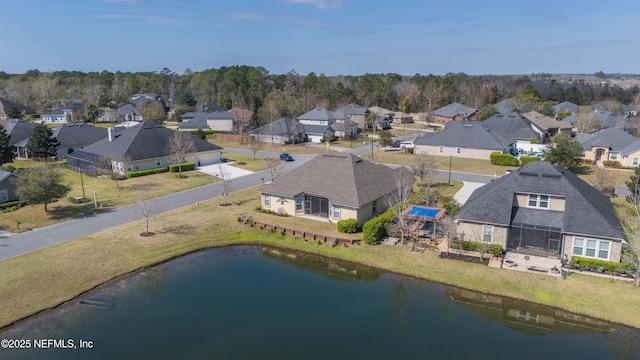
27, 123, 60, 160
0, 124, 14, 166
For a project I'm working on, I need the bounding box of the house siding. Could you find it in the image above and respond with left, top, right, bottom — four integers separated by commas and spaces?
513, 193, 566, 211
206, 119, 233, 132
562, 234, 622, 263
415, 145, 496, 160
0, 175, 19, 203
456, 221, 509, 248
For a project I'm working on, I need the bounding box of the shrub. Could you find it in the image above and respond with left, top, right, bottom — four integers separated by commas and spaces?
255, 205, 262, 211
490, 152, 519, 166
169, 162, 196, 172
570, 256, 635, 275
125, 167, 169, 178
1, 164, 16, 173
519, 156, 541, 166
0, 200, 26, 212
530, 138, 540, 144
449, 239, 503, 256
603, 160, 622, 169
362, 210, 395, 244
406, 147, 414, 154
337, 218, 359, 233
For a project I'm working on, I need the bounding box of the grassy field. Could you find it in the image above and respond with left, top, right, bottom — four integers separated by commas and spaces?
2, 185, 640, 331
220, 153, 267, 172
0, 163, 216, 233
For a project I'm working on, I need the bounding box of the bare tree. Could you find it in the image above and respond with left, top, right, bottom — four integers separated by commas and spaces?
574, 111, 602, 136
264, 156, 284, 182
134, 191, 159, 236
384, 168, 415, 244
412, 153, 438, 188
218, 163, 231, 205
232, 107, 253, 144
593, 167, 614, 195
623, 173, 640, 287
423, 81, 443, 113
166, 131, 196, 178
247, 136, 260, 160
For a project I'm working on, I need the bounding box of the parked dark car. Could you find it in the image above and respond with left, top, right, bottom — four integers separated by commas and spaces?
392, 140, 402, 148
280, 153, 294, 161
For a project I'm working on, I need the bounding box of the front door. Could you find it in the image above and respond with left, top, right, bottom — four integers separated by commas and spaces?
595, 149, 604, 161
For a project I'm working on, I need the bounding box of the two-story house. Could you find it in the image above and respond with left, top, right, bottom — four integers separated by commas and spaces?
455, 161, 625, 262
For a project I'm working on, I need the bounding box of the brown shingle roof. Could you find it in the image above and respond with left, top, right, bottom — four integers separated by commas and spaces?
260, 152, 412, 208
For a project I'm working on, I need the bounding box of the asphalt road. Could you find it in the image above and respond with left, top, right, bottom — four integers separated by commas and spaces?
0, 141, 493, 262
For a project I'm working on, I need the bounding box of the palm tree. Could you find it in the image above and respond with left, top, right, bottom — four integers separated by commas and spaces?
85, 104, 99, 125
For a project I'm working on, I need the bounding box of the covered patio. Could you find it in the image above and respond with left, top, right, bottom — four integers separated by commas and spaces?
403, 205, 446, 241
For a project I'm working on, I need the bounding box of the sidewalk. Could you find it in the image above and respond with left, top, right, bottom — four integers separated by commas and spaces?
454, 181, 484, 205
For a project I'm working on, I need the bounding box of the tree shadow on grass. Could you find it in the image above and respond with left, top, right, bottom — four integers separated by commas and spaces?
129, 183, 160, 192
570, 165, 593, 175
158, 224, 197, 235
48, 203, 113, 220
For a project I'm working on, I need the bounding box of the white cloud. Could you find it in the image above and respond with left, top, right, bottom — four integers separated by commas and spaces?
284, 0, 344, 9
232, 12, 263, 20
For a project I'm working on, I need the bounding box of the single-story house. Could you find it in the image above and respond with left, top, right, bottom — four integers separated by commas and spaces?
390, 111, 414, 124
0, 170, 18, 203
493, 98, 515, 114
0, 98, 30, 120
41, 103, 85, 123
414, 121, 514, 160
50, 123, 108, 158
116, 104, 144, 122
431, 103, 478, 123
455, 161, 625, 262
178, 110, 234, 132
4, 119, 35, 158
481, 112, 543, 144
66, 121, 223, 176
578, 127, 640, 166
522, 111, 573, 138
250, 117, 306, 144
259, 152, 414, 226
593, 100, 635, 117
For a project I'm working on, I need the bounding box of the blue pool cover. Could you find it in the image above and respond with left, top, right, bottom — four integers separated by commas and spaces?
406, 206, 441, 218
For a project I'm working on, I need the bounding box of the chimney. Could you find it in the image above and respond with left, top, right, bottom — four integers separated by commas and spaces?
108, 127, 113, 142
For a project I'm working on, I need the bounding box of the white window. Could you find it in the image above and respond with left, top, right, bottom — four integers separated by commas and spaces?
573, 238, 611, 260
483, 225, 493, 243
439, 146, 444, 154
295, 197, 303, 211
528, 194, 549, 209
0, 190, 7, 203
333, 204, 341, 219
456, 147, 461, 154
634, 158, 639, 166
610, 153, 618, 160
264, 194, 270, 207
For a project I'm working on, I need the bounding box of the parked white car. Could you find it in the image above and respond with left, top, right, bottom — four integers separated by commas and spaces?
400, 141, 414, 149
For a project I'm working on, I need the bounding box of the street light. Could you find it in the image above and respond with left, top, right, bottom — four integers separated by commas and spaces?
448, 155, 453, 186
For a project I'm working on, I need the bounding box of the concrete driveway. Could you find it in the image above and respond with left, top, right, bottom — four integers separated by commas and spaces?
198, 162, 254, 179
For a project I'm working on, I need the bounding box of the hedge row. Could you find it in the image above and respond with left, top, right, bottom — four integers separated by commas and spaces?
337, 218, 359, 233
362, 210, 395, 244
519, 156, 541, 166
126, 167, 169, 178
570, 256, 635, 274
603, 160, 622, 169
449, 239, 503, 256
0, 200, 27, 212
490, 152, 519, 166
169, 162, 196, 172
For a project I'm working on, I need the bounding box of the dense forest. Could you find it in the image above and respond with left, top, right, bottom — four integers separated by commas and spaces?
0, 67, 638, 127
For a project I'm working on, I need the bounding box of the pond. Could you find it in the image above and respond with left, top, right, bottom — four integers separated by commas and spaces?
1, 246, 639, 359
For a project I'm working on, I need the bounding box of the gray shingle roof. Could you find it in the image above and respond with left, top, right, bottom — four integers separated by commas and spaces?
481, 113, 540, 141
413, 121, 513, 151
67, 121, 222, 162
334, 103, 369, 116
51, 123, 108, 150
552, 102, 579, 114
456, 161, 624, 240
299, 108, 338, 122
0, 170, 14, 182
302, 123, 332, 135
250, 117, 305, 137
493, 98, 515, 114
560, 113, 577, 125
260, 152, 413, 208
4, 120, 35, 147
578, 127, 640, 156
432, 103, 478, 118
178, 110, 234, 130
594, 110, 627, 129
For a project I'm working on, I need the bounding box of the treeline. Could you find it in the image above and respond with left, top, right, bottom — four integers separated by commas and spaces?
0, 67, 638, 126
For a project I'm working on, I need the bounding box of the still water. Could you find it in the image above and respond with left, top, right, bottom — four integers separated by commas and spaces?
1, 246, 639, 359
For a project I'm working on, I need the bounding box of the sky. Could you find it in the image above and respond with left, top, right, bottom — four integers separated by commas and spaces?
1, 0, 639, 76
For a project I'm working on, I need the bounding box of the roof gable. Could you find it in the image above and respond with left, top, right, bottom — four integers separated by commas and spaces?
299, 108, 337, 122
481, 113, 540, 141
432, 103, 478, 118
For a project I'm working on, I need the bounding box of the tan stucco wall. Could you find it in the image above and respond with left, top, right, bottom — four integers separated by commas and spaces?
207, 119, 233, 132
116, 150, 221, 175
415, 145, 496, 160
617, 150, 640, 167
562, 234, 623, 263
513, 193, 566, 211
455, 221, 508, 248
261, 194, 297, 215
